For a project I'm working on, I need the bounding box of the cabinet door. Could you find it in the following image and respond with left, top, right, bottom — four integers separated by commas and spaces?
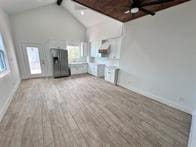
110, 70, 115, 83
88, 64, 92, 74
71, 66, 79, 75
96, 41, 102, 58
90, 41, 96, 57
105, 68, 110, 81
81, 64, 88, 73
90, 41, 102, 58
81, 42, 88, 57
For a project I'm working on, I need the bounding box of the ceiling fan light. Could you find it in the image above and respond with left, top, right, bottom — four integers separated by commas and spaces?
131, 7, 139, 14
124, 10, 130, 14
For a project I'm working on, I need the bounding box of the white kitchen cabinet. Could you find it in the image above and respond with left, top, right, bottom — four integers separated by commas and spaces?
70, 63, 88, 75
81, 42, 89, 57
105, 66, 119, 85
88, 63, 105, 77
90, 41, 102, 58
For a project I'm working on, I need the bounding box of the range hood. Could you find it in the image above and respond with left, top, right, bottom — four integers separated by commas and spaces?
99, 41, 110, 54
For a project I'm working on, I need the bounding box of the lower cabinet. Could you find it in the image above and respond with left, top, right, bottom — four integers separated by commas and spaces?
88, 63, 105, 77
105, 66, 119, 85
70, 63, 88, 75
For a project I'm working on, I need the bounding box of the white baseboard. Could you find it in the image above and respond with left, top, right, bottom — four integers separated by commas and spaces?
0, 80, 21, 122
188, 110, 196, 147
118, 83, 192, 114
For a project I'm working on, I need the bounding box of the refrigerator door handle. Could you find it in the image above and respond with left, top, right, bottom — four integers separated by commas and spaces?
41, 60, 45, 65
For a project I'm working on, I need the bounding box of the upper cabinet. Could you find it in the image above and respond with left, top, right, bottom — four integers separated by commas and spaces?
81, 42, 89, 57
90, 37, 121, 59
90, 40, 102, 58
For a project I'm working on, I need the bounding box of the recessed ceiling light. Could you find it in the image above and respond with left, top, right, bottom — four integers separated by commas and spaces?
80, 11, 85, 15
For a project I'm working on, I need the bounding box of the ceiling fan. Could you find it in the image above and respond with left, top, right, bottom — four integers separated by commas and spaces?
119, 0, 175, 16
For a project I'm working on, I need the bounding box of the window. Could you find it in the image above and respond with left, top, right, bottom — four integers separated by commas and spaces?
67, 46, 80, 62
0, 33, 8, 74
0, 50, 7, 73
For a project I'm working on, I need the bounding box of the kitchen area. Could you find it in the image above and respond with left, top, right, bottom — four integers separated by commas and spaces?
65, 20, 122, 85
69, 36, 121, 85
15, 18, 123, 84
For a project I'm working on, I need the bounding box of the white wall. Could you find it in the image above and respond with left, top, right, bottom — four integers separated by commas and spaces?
87, 19, 123, 42
10, 4, 87, 79
118, 1, 196, 114
11, 4, 86, 43
0, 9, 20, 120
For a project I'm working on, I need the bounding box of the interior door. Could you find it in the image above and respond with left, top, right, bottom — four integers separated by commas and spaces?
22, 43, 46, 79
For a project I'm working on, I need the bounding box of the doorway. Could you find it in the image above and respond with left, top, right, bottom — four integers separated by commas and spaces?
22, 43, 46, 79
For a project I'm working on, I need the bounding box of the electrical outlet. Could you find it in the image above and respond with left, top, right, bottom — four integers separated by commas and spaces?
179, 97, 185, 102
126, 81, 130, 84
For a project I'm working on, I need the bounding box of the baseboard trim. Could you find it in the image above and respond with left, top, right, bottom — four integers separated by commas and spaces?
118, 83, 192, 114
188, 110, 196, 147
0, 80, 21, 122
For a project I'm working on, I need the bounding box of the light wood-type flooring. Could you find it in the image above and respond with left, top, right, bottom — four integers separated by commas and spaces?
0, 74, 192, 147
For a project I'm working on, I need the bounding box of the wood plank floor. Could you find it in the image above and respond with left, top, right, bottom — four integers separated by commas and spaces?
0, 74, 192, 147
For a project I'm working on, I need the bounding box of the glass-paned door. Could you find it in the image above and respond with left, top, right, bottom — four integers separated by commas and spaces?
22, 43, 46, 78
26, 47, 42, 75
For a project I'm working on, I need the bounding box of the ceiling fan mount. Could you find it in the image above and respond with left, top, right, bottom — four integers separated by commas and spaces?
57, 0, 63, 6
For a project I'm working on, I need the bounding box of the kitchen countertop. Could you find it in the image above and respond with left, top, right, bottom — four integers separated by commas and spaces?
69, 62, 88, 65
105, 65, 120, 70
88, 63, 105, 66
69, 62, 120, 70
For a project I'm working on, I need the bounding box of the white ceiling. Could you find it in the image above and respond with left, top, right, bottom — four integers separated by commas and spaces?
0, 0, 118, 28
62, 0, 112, 28
0, 0, 56, 14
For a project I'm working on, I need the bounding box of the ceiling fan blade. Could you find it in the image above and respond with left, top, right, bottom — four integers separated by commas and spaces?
141, 0, 175, 7
139, 7, 155, 15
139, 0, 148, 3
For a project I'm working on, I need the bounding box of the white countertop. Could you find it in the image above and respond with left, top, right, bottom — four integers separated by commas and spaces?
105, 65, 120, 70
69, 62, 88, 65
88, 63, 105, 66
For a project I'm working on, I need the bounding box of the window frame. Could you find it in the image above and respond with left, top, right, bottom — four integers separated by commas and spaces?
0, 33, 10, 78
67, 45, 81, 62
0, 50, 7, 73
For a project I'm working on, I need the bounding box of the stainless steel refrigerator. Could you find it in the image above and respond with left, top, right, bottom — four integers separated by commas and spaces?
51, 48, 70, 78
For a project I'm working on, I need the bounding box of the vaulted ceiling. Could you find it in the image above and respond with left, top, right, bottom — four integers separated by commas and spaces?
63, 0, 114, 28
72, 0, 190, 22
0, 0, 190, 27
0, 0, 113, 28
0, 0, 56, 14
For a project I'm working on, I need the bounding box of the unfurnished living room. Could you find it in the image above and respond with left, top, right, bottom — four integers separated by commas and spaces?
0, 0, 195, 147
